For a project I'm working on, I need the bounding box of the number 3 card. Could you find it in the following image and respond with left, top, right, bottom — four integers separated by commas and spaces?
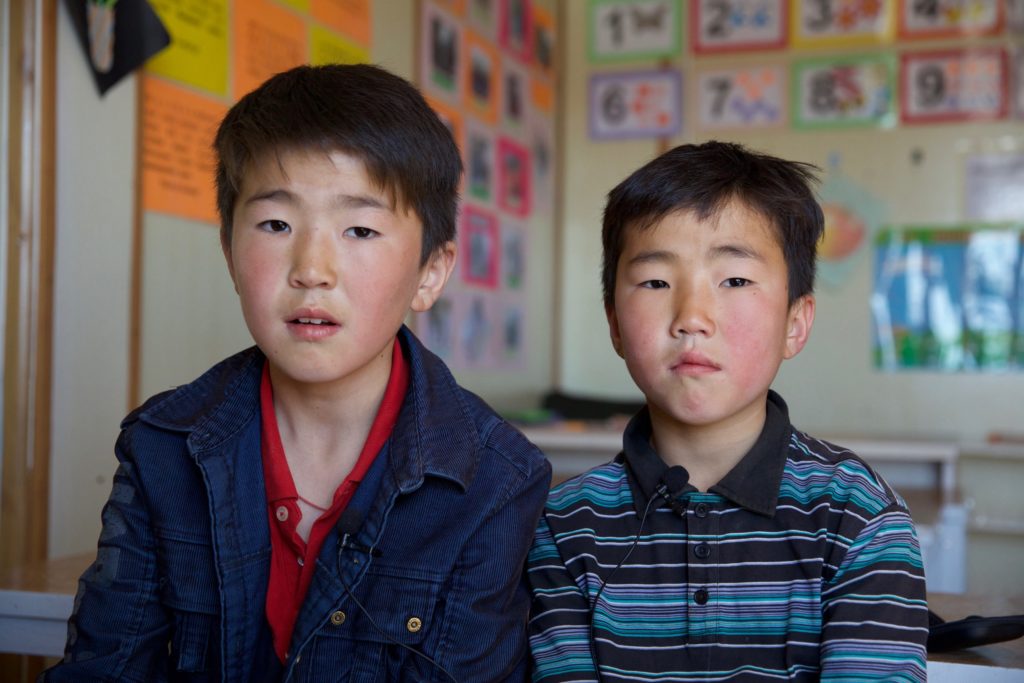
900, 48, 1008, 123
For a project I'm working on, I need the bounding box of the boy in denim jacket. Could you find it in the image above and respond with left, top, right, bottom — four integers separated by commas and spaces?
44, 64, 550, 682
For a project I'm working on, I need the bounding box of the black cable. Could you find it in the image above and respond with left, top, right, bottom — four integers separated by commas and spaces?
587, 488, 662, 677
335, 572, 460, 683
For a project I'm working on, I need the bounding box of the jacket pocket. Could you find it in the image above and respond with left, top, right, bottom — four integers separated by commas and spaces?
301, 566, 444, 683
156, 533, 222, 675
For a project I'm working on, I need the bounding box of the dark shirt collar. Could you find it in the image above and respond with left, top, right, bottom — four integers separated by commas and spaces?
622, 390, 792, 517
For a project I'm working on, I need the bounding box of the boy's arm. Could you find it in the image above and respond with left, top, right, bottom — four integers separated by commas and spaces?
526, 513, 598, 683
820, 504, 930, 682
41, 431, 171, 682
432, 452, 551, 683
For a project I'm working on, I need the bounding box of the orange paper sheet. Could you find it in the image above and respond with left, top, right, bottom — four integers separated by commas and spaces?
234, 0, 307, 100
311, 0, 372, 47
141, 77, 227, 226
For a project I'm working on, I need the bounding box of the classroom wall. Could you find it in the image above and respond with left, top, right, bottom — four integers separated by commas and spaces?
556, 2, 1024, 445
47, 0, 556, 558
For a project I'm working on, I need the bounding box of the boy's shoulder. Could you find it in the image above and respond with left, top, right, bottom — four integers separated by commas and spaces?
121, 346, 263, 432
545, 457, 630, 513
784, 427, 909, 514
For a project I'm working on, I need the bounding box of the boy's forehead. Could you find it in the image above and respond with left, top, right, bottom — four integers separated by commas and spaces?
236, 146, 405, 211
624, 200, 778, 249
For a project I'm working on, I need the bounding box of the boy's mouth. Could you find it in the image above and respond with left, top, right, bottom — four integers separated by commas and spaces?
293, 317, 335, 326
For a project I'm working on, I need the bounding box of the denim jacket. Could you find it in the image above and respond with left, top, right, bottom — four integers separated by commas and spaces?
42, 326, 551, 683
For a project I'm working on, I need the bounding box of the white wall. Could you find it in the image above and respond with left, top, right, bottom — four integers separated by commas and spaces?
556, 2, 1024, 443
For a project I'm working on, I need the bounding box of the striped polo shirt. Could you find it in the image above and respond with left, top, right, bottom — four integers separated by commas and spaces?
527, 391, 929, 682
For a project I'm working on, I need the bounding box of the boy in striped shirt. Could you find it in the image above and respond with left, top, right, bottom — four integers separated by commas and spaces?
527, 142, 929, 681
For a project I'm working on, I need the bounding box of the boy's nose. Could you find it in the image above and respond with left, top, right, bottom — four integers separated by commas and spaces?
289, 229, 336, 289
671, 286, 714, 338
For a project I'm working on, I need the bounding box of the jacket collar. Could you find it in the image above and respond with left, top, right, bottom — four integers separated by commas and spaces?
134, 325, 480, 491
623, 390, 792, 517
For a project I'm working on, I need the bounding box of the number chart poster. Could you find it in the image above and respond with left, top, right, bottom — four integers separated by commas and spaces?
872, 225, 1024, 372
140, 0, 371, 225
415, 0, 556, 372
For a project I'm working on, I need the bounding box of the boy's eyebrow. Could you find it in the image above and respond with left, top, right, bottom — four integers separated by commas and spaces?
709, 243, 766, 261
626, 249, 677, 266
242, 189, 392, 210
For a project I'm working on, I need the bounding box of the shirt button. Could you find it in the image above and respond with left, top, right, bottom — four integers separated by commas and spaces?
275, 505, 289, 522
694, 588, 709, 605
694, 543, 711, 559
330, 610, 346, 626
406, 616, 423, 633
694, 502, 709, 518
297, 557, 304, 566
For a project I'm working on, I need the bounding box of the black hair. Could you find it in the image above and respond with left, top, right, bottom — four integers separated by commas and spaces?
214, 63, 463, 265
601, 141, 823, 308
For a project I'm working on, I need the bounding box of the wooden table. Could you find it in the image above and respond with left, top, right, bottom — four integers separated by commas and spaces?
2, 554, 1022, 679
0, 553, 91, 657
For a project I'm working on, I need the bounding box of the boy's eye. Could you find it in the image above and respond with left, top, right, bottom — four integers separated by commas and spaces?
344, 226, 379, 239
640, 280, 669, 289
722, 277, 751, 288
258, 219, 290, 234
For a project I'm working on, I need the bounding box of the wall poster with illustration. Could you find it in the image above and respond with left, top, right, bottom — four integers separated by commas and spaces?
416, 0, 556, 372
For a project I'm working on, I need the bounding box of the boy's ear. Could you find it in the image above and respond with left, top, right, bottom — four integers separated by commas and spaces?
411, 241, 457, 313
783, 294, 815, 360
605, 304, 625, 359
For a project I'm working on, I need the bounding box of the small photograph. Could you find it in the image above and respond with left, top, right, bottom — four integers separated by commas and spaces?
501, 221, 526, 289
497, 136, 532, 217
464, 31, 500, 123
496, 298, 526, 367
465, 120, 495, 202
528, 113, 554, 215
425, 95, 464, 152
461, 204, 500, 288
459, 294, 495, 365
502, 59, 528, 128
501, 0, 533, 61
420, 2, 463, 103
468, 0, 499, 41
532, 3, 555, 77
419, 294, 456, 360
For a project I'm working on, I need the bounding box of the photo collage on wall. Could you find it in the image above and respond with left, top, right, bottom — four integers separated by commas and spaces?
416, 0, 556, 372
585, 0, 1021, 140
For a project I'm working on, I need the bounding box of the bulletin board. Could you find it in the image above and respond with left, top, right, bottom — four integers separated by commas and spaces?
132, 0, 373, 405
413, 0, 558, 373
558, 0, 1024, 442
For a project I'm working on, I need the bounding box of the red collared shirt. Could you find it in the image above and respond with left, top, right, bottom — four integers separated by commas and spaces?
259, 339, 409, 662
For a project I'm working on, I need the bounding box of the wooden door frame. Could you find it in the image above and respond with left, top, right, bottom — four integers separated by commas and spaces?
2, 0, 56, 572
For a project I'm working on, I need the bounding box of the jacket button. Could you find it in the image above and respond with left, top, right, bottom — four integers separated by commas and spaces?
330, 610, 346, 626
406, 616, 423, 633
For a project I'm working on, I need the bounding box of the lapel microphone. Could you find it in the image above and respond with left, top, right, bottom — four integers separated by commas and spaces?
656, 465, 690, 517
338, 508, 381, 557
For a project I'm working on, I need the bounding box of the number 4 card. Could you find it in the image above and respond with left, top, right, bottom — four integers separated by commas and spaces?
900, 48, 1009, 124
690, 0, 787, 54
